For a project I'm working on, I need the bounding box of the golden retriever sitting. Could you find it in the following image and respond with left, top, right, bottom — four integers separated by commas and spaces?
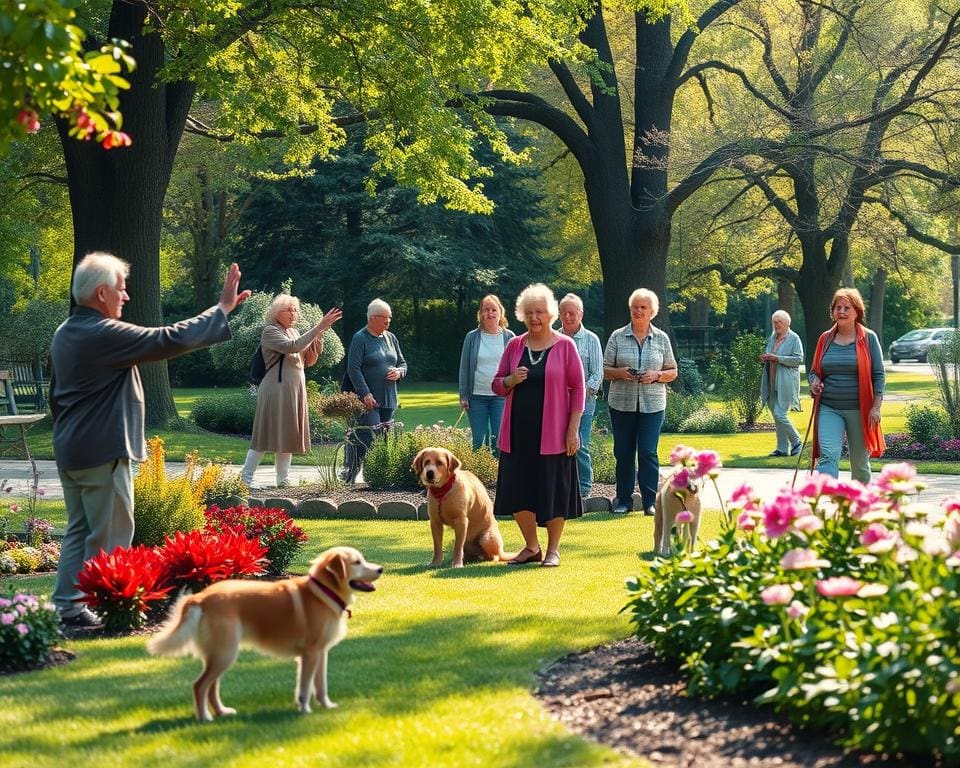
413, 447, 516, 568
146, 546, 382, 721
653, 471, 702, 556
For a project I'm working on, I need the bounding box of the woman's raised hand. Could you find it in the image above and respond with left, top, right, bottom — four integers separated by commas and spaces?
318, 306, 343, 331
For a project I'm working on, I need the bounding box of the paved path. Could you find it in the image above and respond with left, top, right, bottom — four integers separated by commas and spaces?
2, 458, 956, 505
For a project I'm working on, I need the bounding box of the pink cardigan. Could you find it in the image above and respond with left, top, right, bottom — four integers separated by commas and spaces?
492, 332, 585, 454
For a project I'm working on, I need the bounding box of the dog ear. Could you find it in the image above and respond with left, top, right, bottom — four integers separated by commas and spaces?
445, 449, 461, 473
324, 552, 350, 590
411, 449, 426, 475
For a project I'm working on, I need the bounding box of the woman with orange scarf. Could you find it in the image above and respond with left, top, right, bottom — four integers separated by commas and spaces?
808, 288, 885, 483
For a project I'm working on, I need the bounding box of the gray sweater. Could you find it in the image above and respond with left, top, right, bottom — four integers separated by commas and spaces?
346, 328, 407, 408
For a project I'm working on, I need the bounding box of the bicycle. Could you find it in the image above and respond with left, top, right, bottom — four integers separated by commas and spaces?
337, 419, 404, 485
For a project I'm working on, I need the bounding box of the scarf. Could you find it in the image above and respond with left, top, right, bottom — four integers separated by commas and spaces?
809, 323, 885, 463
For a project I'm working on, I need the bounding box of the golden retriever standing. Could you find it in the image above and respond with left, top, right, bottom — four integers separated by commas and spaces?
146, 546, 382, 721
653, 471, 702, 556
413, 447, 516, 567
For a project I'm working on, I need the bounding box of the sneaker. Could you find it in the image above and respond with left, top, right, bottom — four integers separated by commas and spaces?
61, 607, 102, 628
790, 442, 803, 456
612, 503, 630, 514
644, 505, 656, 517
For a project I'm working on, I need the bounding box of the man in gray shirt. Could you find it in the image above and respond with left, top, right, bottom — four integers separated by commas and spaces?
559, 293, 603, 498
49, 252, 250, 626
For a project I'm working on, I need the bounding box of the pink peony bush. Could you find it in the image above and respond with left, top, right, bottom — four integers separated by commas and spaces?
625, 459, 960, 759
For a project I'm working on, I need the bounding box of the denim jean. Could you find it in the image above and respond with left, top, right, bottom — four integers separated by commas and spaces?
467, 394, 505, 453
609, 407, 665, 510
575, 396, 596, 497
768, 394, 802, 454
816, 403, 871, 483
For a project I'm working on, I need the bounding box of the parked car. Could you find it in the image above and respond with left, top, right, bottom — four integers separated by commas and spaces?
888, 327, 956, 363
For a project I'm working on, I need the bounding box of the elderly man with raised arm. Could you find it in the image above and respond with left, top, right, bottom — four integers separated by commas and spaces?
49, 252, 250, 627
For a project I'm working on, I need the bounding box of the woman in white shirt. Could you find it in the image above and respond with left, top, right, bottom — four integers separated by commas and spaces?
458, 295, 515, 453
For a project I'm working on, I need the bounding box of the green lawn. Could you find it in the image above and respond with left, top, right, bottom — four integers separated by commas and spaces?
0, 513, 709, 768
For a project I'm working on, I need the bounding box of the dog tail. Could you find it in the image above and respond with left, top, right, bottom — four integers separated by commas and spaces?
496, 547, 520, 563
146, 594, 201, 657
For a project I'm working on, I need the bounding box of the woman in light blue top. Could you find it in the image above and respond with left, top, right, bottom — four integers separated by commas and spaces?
458, 294, 515, 453
759, 309, 804, 457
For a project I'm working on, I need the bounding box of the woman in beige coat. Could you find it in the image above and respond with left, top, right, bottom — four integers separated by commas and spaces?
241, 294, 342, 488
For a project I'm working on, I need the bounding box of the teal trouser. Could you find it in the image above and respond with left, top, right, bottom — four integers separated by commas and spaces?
815, 404, 872, 484
53, 459, 133, 616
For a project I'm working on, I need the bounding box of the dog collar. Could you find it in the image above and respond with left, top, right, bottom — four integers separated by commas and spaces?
428, 472, 457, 510
309, 574, 351, 618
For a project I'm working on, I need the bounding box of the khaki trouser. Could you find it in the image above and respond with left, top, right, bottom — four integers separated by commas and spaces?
53, 459, 133, 617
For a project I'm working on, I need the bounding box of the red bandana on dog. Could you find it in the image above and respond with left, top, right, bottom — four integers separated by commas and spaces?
428, 472, 457, 511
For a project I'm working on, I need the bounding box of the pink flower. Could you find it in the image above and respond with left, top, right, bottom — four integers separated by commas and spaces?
694, 450, 721, 478
16, 623, 29, 635
36, 487, 45, 496
736, 511, 757, 531
16, 109, 40, 133
762, 489, 807, 537
1, 613, 13, 625
761, 584, 794, 605
669, 444, 695, 465
670, 467, 693, 491
780, 548, 830, 570
729, 482, 760, 512
816, 577, 862, 597
9, 503, 18, 513
876, 462, 922, 495
860, 523, 898, 553
793, 515, 823, 534
786, 600, 809, 619
675, 510, 694, 524
821, 476, 869, 503
101, 130, 132, 150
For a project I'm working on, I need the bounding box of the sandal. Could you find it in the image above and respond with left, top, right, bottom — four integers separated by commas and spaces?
507, 547, 542, 565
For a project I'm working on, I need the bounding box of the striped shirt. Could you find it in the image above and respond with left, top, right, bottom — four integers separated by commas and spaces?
603, 323, 676, 413
564, 324, 604, 396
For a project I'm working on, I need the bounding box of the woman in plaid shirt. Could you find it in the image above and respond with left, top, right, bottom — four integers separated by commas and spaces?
603, 289, 677, 515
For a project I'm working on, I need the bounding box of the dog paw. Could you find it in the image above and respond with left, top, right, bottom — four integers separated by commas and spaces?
298, 702, 313, 714
217, 707, 237, 716
451, 560, 464, 568
320, 698, 338, 709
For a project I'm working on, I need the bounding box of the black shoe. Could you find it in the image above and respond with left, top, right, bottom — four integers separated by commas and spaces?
61, 608, 102, 628
790, 442, 803, 456
768, 449, 787, 457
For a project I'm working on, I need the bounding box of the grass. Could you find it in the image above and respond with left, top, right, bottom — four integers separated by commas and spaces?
0, 512, 718, 768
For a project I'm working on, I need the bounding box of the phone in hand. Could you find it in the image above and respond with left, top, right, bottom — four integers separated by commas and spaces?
628, 367, 641, 377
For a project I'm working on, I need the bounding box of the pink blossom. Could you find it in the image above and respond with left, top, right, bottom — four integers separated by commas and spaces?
786, 600, 809, 619
1, 613, 13, 625
694, 450, 721, 478
821, 476, 868, 503
16, 109, 40, 133
943, 497, 960, 514
860, 523, 899, 553
36, 487, 45, 496
793, 515, 824, 534
9, 503, 18, 513
101, 130, 132, 150
817, 577, 863, 597
15, 623, 29, 636
669, 444, 696, 465
761, 584, 794, 605
675, 510, 694, 524
729, 482, 761, 512
944, 510, 960, 549
780, 548, 830, 570
762, 490, 807, 537
876, 462, 922, 495
670, 467, 693, 491
736, 511, 757, 531
795, 473, 828, 500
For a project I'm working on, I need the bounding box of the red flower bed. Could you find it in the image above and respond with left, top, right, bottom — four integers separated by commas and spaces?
204, 505, 307, 575
76, 545, 173, 632
160, 526, 268, 593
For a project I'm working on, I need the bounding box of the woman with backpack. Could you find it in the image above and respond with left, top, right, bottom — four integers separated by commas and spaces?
241, 294, 342, 488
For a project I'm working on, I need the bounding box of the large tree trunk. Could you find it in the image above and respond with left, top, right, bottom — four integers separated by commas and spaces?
58, 2, 195, 426
868, 267, 887, 348
794, 238, 844, 367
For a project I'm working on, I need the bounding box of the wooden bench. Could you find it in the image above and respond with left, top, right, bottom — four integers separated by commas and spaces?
0, 359, 48, 415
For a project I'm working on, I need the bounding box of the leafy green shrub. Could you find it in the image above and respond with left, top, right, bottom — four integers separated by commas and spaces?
624, 462, 960, 758
713, 331, 766, 425
0, 592, 62, 673
679, 408, 737, 434
191, 390, 258, 435
589, 430, 615, 484
904, 402, 950, 444
364, 424, 498, 489
675, 358, 705, 396
133, 437, 205, 547
662, 390, 707, 433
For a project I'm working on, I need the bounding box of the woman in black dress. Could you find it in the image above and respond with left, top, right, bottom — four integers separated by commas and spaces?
491, 284, 585, 567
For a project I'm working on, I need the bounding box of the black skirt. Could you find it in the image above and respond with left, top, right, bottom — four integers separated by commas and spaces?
493, 345, 583, 526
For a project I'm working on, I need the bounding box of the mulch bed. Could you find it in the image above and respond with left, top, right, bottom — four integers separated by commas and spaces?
537, 637, 924, 768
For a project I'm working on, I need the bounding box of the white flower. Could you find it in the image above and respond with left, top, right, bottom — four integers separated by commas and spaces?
872, 611, 898, 629
876, 641, 899, 658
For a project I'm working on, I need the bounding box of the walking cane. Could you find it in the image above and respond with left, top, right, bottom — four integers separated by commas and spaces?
791, 394, 820, 489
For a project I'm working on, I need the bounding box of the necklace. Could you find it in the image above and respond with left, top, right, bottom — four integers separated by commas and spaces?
526, 344, 547, 366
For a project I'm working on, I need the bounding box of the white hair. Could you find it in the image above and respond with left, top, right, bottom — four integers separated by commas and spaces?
559, 293, 584, 312
772, 309, 792, 326
628, 288, 660, 317
72, 252, 129, 304
264, 294, 300, 324
514, 283, 559, 324
367, 298, 392, 320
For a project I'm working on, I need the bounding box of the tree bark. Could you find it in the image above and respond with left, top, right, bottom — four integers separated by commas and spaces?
868, 267, 887, 348
58, 1, 196, 426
